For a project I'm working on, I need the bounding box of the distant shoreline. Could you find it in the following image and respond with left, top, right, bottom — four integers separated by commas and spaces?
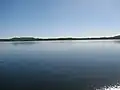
0, 35, 120, 41
0, 39, 120, 42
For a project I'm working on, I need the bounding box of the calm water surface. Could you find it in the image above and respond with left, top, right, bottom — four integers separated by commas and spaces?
0, 40, 120, 90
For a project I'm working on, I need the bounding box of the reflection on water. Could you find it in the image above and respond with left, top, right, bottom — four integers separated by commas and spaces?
114, 40, 120, 44
11, 41, 36, 46
0, 40, 120, 90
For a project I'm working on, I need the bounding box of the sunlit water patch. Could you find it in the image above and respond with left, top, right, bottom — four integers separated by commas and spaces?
96, 84, 120, 90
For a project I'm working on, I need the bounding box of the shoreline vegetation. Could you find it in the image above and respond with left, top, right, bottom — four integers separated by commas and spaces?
0, 35, 120, 41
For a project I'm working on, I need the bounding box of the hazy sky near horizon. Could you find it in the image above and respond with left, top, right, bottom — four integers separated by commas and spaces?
1, 0, 120, 38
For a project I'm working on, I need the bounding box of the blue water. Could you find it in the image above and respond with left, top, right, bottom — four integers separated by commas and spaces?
0, 40, 120, 90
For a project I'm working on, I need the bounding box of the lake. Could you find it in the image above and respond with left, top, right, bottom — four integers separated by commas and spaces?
0, 40, 120, 90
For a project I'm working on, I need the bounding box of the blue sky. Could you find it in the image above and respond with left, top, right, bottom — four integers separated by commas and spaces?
1, 0, 120, 38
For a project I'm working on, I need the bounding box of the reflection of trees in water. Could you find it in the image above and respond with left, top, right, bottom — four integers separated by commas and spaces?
113, 40, 120, 44
11, 41, 36, 46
